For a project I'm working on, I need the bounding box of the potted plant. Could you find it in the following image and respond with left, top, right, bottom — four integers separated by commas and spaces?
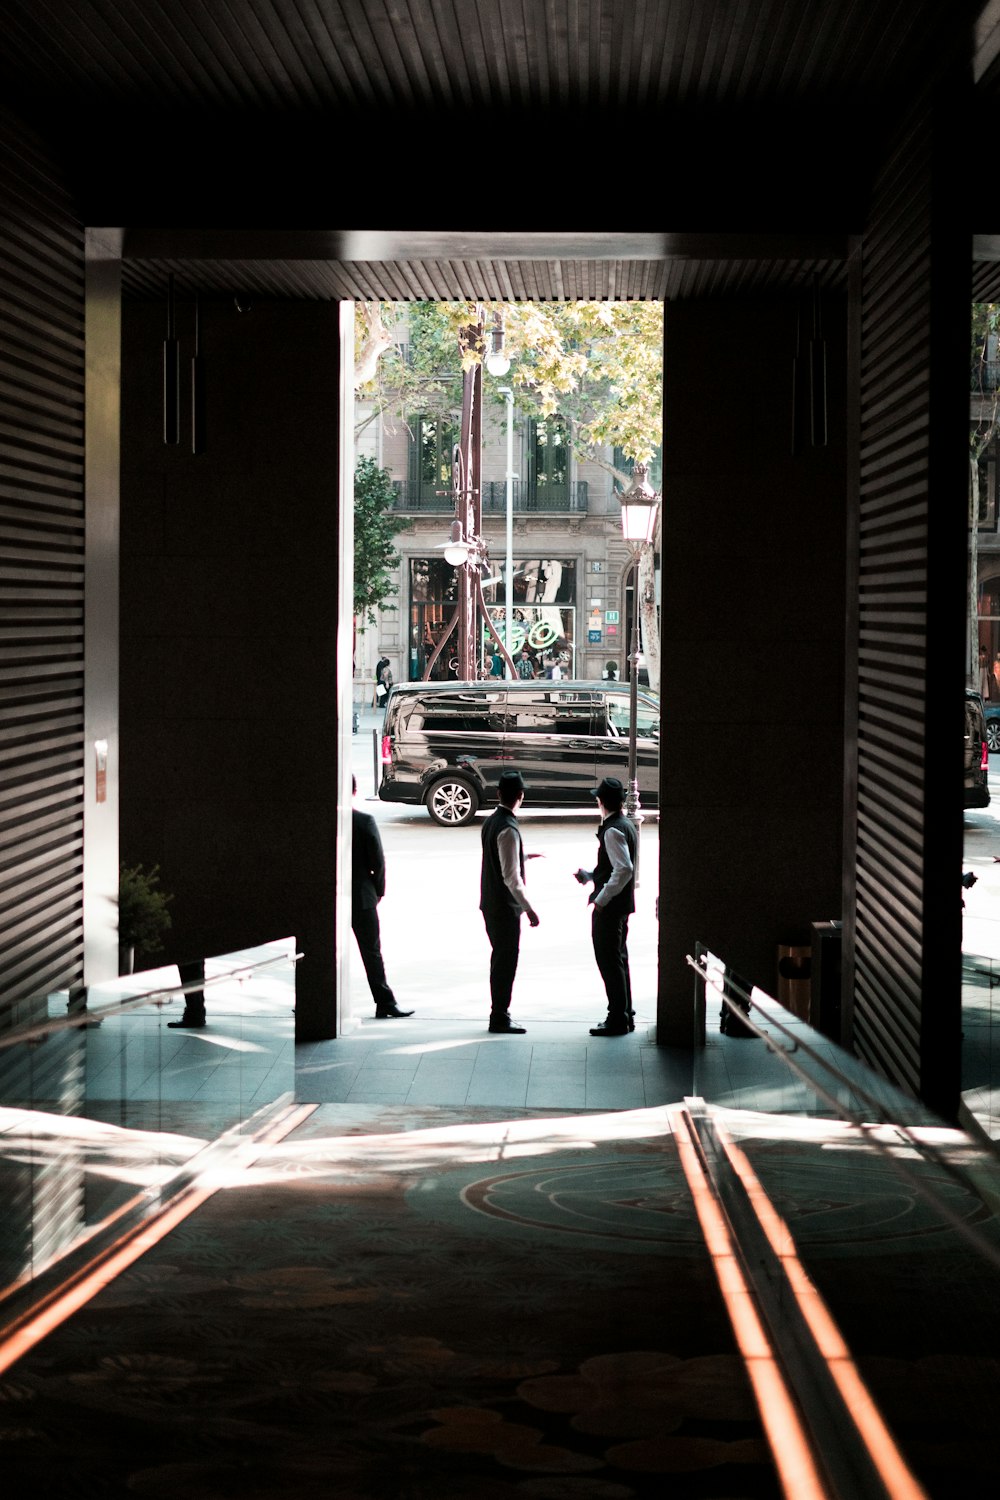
117, 862, 173, 975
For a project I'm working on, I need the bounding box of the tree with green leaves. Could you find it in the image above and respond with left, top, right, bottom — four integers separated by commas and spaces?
354, 300, 663, 686
354, 456, 412, 624
356, 300, 662, 476
970, 303, 1000, 689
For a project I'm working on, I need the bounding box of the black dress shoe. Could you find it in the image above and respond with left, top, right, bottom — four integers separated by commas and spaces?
488, 1017, 526, 1033
627, 1009, 636, 1032
375, 1004, 414, 1018
589, 1021, 629, 1037
167, 1014, 206, 1029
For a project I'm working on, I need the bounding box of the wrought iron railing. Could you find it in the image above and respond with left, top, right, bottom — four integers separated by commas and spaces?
971, 360, 1000, 393
389, 479, 589, 514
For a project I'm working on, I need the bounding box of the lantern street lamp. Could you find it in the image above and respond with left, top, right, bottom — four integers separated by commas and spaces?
619, 463, 660, 846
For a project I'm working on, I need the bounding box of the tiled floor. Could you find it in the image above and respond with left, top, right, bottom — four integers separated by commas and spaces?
295, 1018, 692, 1109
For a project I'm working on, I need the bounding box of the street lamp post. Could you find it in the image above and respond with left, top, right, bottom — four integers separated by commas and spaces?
619, 464, 660, 860
495, 386, 515, 675
424, 306, 518, 683
484, 311, 516, 677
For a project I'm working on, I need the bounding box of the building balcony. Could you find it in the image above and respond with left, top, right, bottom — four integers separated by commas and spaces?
972, 361, 1000, 393
390, 479, 589, 514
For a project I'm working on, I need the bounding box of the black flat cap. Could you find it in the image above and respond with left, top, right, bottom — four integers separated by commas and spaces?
593, 776, 626, 804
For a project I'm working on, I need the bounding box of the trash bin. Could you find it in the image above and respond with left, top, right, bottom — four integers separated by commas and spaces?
777, 944, 811, 1020
809, 920, 842, 1041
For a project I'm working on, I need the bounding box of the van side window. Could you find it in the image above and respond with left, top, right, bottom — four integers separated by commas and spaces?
505, 691, 601, 735
405, 692, 506, 734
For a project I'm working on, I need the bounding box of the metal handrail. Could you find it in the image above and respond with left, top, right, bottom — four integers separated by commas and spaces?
675, 1099, 931, 1500
686, 950, 1000, 1275
0, 950, 304, 1052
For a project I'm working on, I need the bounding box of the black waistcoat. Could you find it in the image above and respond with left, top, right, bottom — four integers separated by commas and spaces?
480, 806, 525, 916
593, 813, 637, 916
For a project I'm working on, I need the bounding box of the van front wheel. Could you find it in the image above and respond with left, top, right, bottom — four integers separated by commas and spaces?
427, 778, 479, 826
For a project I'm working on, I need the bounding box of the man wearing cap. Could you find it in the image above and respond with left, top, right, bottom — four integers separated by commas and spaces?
575, 776, 637, 1036
480, 770, 540, 1033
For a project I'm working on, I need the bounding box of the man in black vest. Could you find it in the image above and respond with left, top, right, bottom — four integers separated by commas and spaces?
352, 775, 413, 1019
480, 770, 540, 1033
574, 776, 637, 1037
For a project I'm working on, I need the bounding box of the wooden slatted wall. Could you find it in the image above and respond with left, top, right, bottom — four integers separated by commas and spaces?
0, 108, 85, 1025
848, 90, 969, 1117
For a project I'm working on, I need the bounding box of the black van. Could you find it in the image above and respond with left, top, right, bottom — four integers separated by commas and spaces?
377, 680, 660, 825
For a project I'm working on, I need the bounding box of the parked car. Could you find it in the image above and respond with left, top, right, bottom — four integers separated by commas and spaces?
377, 679, 660, 825
965, 690, 991, 809
984, 699, 1000, 753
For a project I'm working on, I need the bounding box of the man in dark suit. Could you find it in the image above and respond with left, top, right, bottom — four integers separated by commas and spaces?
479, 770, 540, 1033
352, 775, 412, 1019
574, 776, 637, 1036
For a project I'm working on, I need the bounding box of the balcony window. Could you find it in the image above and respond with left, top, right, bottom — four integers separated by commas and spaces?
529, 416, 569, 507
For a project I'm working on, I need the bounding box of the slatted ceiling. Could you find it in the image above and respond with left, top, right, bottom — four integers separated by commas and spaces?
118, 253, 847, 303
0, 0, 958, 122
0, 110, 85, 1019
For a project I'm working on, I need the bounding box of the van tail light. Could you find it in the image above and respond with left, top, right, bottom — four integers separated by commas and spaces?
983, 738, 990, 771
380, 734, 392, 765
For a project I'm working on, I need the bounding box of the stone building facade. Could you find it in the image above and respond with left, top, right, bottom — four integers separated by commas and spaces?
353, 324, 660, 696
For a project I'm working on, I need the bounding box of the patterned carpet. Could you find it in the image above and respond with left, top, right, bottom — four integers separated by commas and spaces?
8, 1102, 1000, 1498
1, 1104, 779, 1500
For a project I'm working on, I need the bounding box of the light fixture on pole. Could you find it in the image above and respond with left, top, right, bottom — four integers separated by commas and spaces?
484, 308, 510, 377
443, 519, 471, 567
619, 463, 660, 848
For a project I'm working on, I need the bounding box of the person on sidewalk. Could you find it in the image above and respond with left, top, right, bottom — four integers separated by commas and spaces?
574, 776, 637, 1037
352, 775, 412, 1019
479, 770, 540, 1033
515, 647, 535, 679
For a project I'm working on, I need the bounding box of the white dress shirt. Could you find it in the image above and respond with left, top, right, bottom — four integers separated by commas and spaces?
593, 826, 633, 908
497, 825, 534, 915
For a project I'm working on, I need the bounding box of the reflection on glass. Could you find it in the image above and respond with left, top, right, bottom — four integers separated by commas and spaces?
0, 939, 296, 1298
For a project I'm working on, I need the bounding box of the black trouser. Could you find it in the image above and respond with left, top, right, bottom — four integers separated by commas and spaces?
482, 906, 521, 1016
177, 958, 207, 1022
352, 905, 396, 1011
591, 907, 632, 1022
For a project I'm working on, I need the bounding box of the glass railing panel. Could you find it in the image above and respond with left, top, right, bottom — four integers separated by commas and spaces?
961, 951, 1000, 1143
690, 939, 943, 1128
0, 938, 297, 1299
